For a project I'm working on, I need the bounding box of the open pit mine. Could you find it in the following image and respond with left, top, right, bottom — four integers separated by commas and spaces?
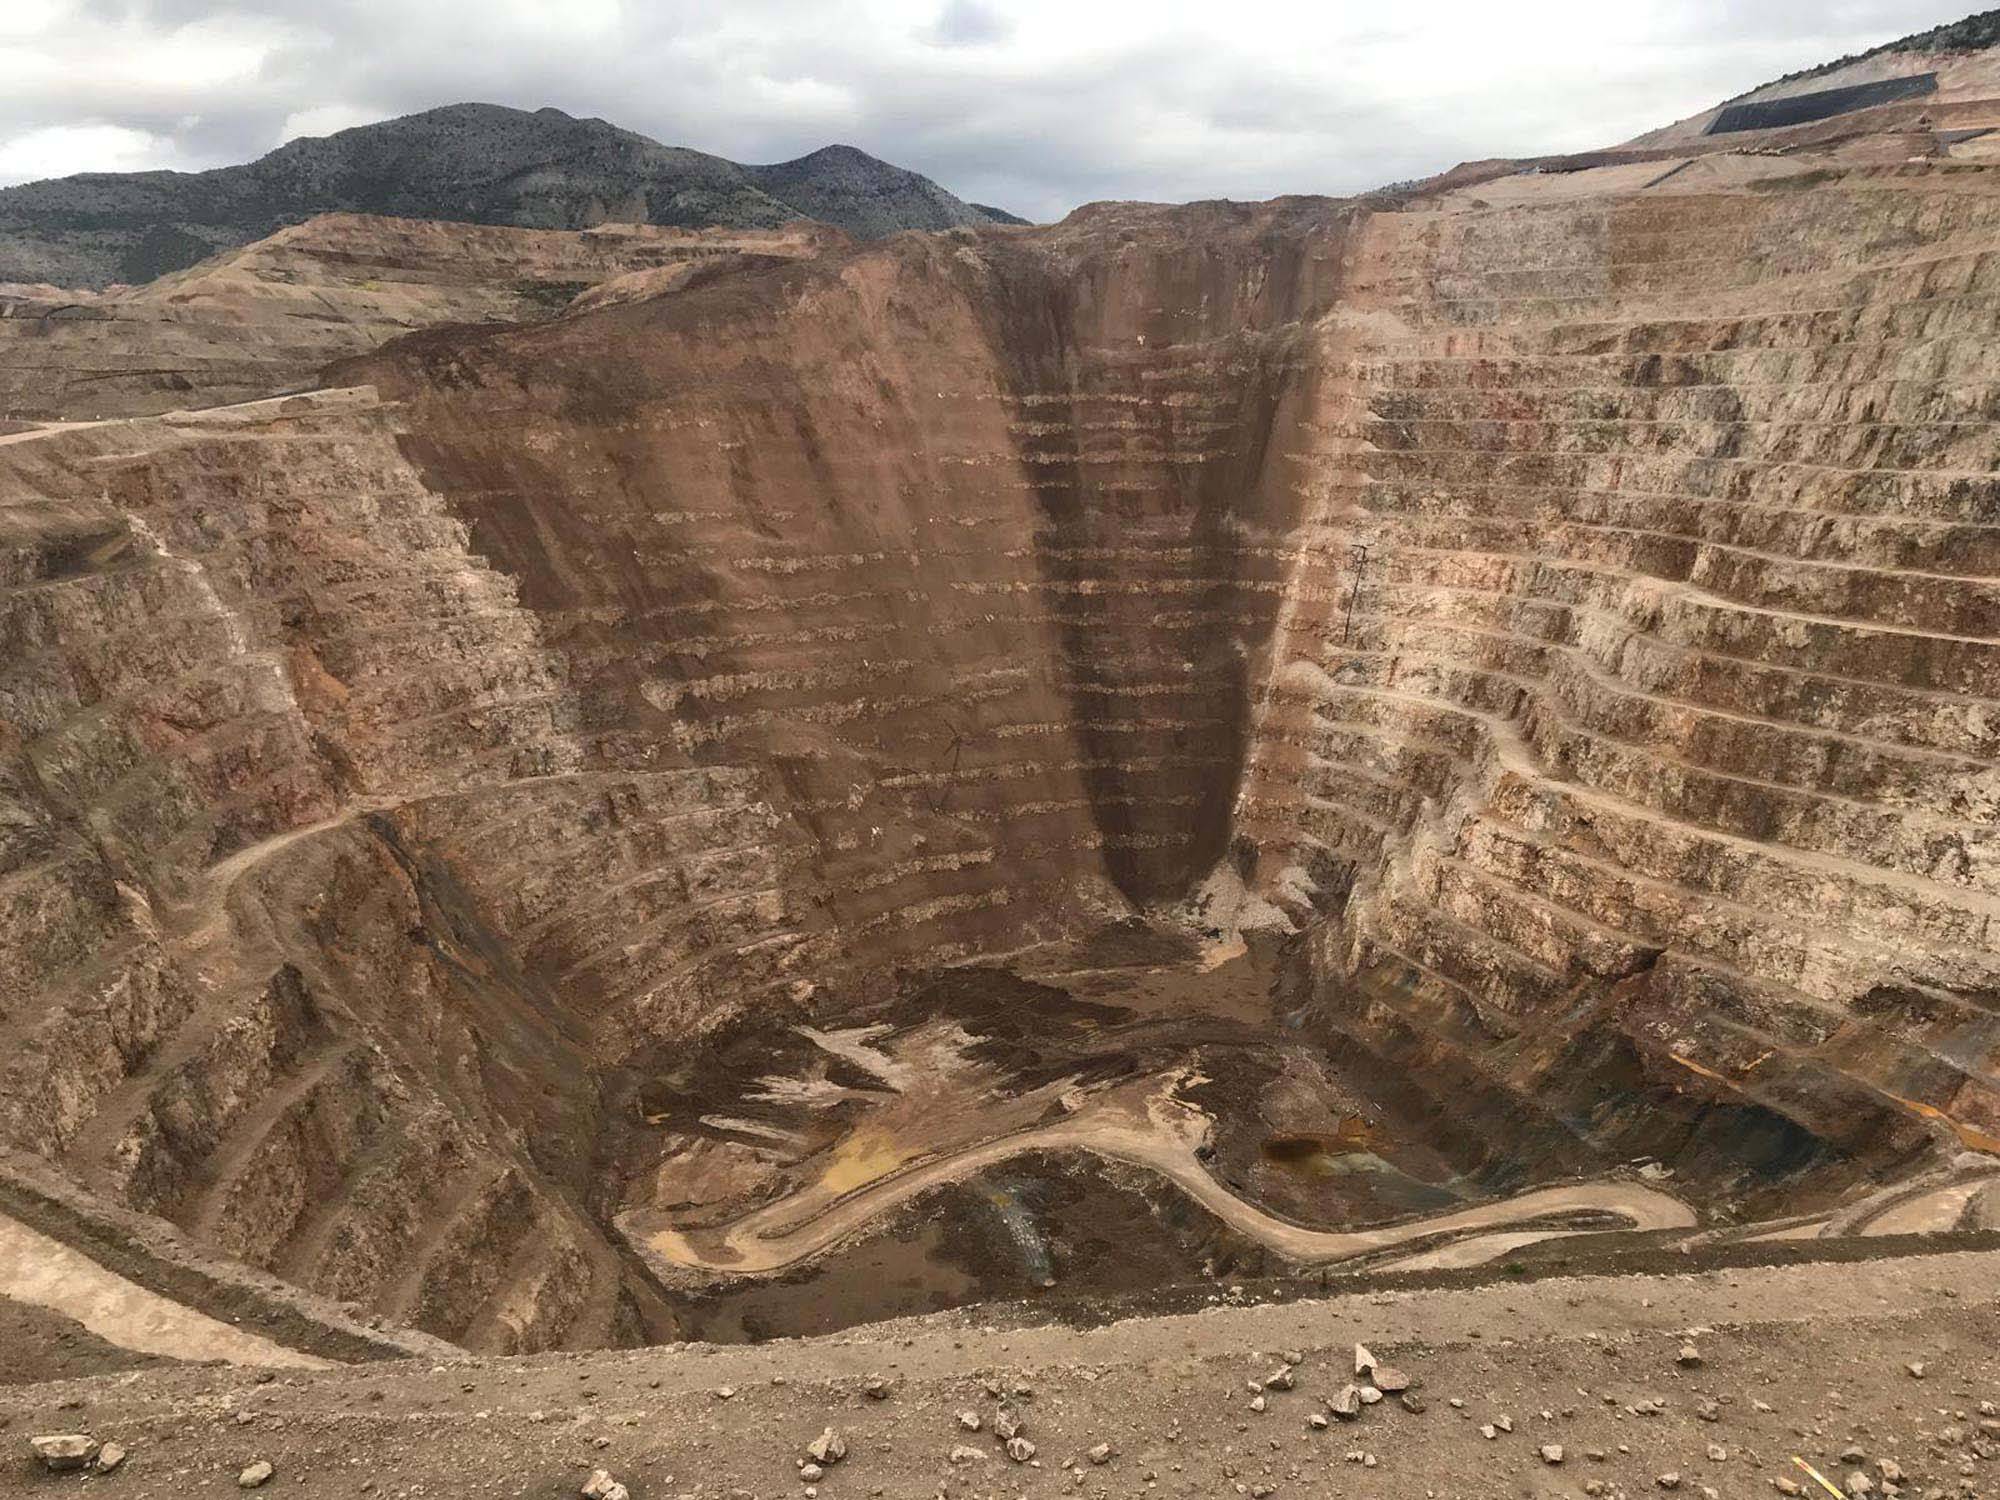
2, 30, 2000, 1451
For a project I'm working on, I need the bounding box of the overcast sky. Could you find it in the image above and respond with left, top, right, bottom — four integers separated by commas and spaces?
0, 1, 1974, 219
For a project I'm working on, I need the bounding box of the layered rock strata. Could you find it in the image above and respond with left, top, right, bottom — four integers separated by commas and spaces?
1, 154, 1996, 1347
0, 214, 834, 422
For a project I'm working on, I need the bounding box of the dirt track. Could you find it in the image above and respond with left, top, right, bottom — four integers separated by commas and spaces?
0, 1215, 326, 1370
637, 1074, 1693, 1276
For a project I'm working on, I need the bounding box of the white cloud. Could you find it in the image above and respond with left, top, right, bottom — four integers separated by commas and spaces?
278, 103, 384, 141
0, 121, 179, 180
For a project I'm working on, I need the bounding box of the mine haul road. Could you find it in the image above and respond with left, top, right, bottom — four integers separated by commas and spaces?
634, 1095, 1695, 1277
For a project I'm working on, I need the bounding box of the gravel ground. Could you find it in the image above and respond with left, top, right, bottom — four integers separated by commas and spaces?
4, 1248, 1997, 1499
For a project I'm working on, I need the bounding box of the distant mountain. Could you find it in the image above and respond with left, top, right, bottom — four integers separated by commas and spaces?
0, 103, 1015, 289
971, 202, 1032, 226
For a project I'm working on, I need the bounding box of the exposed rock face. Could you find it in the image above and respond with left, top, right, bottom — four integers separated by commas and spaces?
0, 214, 836, 420
0, 104, 1006, 290
1, 139, 1997, 1345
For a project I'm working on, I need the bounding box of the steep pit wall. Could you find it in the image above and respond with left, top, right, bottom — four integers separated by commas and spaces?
1237, 167, 2000, 1193
1, 164, 1996, 1350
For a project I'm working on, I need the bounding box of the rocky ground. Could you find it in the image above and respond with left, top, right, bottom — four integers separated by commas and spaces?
7, 1247, 1997, 1500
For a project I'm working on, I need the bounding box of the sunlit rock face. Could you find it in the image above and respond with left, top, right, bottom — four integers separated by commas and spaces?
2, 157, 1996, 1350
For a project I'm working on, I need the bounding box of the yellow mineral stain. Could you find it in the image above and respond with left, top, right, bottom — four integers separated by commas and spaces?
1885, 1092, 2000, 1155
820, 1128, 912, 1195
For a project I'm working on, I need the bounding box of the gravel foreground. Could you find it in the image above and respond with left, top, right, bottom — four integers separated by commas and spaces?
4, 1248, 1998, 1500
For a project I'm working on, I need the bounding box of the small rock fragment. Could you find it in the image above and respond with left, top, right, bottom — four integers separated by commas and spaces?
95, 1443, 128, 1474
714, 1386, 736, 1400
1358, 1386, 1383, 1406
1329, 1386, 1361, 1419
956, 1410, 981, 1432
1264, 1368, 1295, 1392
1371, 1365, 1410, 1394
1657, 1473, 1682, 1491
1494, 1414, 1513, 1433
1773, 1480, 1803, 1496
1354, 1343, 1377, 1375
1677, 1344, 1704, 1368
1877, 1459, 1904, 1484
1541, 1445, 1566, 1465
1905, 1361, 1926, 1380
1005, 1437, 1036, 1463
1845, 1471, 1875, 1497
949, 1445, 985, 1465
862, 1377, 892, 1400
994, 1410, 1023, 1441
799, 1464, 824, 1483
30, 1436, 98, 1473
1479, 1424, 1498, 1441
807, 1429, 847, 1465
1087, 1443, 1112, 1466
1398, 1392, 1426, 1415
1308, 1413, 1329, 1430
239, 1461, 275, 1490
1707, 1444, 1728, 1462
1249, 1394, 1266, 1413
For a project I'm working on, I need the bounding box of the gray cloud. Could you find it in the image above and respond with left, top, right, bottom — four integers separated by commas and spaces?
926, 0, 1013, 47
0, 0, 1972, 221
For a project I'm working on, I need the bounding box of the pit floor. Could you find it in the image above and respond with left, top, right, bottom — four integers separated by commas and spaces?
627, 924, 1570, 1342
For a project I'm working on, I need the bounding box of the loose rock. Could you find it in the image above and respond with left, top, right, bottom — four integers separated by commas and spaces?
96, 1443, 128, 1474
1087, 1443, 1112, 1465
1005, 1437, 1036, 1463
239, 1461, 275, 1490
30, 1435, 97, 1472
1541, 1444, 1566, 1465
807, 1429, 847, 1465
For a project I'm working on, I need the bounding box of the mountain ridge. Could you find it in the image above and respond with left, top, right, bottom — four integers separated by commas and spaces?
0, 102, 1018, 289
